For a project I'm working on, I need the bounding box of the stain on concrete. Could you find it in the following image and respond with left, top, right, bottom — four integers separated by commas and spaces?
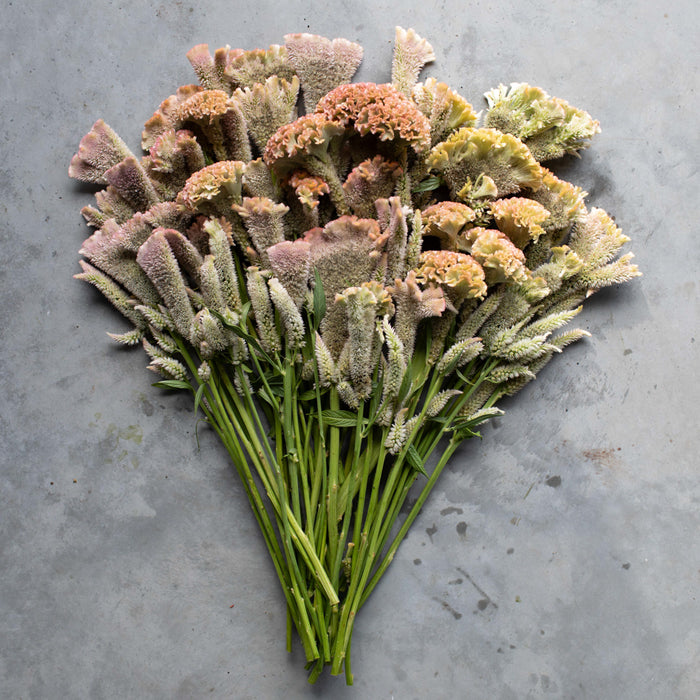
456, 521, 467, 536
426, 523, 437, 541
545, 475, 562, 488
440, 506, 464, 516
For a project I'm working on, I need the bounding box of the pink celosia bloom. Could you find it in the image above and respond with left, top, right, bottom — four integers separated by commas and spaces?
416, 250, 487, 301
422, 201, 476, 250
315, 83, 431, 154
284, 33, 363, 110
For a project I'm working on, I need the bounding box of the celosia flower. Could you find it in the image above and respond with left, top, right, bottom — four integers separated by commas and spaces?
389, 270, 446, 358
421, 201, 476, 250
142, 84, 204, 150
375, 196, 409, 283
176, 160, 246, 216
266, 239, 311, 308
69, 119, 135, 184
287, 170, 330, 210
233, 76, 300, 153
186, 43, 231, 92
490, 197, 550, 249
224, 45, 296, 90
316, 83, 431, 154
416, 250, 487, 303
232, 196, 289, 266
305, 215, 388, 355
529, 167, 587, 237
343, 156, 403, 218
412, 78, 478, 146
135, 229, 196, 340
336, 281, 394, 398
485, 82, 601, 161
284, 33, 363, 110
143, 129, 207, 200
391, 27, 435, 96
174, 89, 251, 162
427, 127, 543, 199
461, 227, 530, 284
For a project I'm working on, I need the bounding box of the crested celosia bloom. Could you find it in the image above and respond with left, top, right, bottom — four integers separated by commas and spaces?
316, 82, 431, 153
70, 26, 640, 686
416, 249, 487, 302
490, 197, 551, 248
176, 160, 246, 213
421, 201, 476, 250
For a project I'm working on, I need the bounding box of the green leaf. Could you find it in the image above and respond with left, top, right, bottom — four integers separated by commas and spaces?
321, 409, 364, 428
193, 383, 205, 415
405, 444, 428, 477
152, 379, 192, 391
412, 176, 443, 193
312, 268, 326, 327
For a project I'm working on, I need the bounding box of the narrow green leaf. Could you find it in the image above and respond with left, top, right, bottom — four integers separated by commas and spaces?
193, 383, 205, 415
405, 444, 428, 477
152, 379, 192, 390
412, 176, 443, 193
321, 409, 364, 428
312, 268, 326, 326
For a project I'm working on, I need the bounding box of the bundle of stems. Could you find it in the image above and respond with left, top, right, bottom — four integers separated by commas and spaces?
69, 27, 640, 683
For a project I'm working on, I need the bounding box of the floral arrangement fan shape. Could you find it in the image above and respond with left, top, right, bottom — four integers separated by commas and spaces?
69, 27, 640, 684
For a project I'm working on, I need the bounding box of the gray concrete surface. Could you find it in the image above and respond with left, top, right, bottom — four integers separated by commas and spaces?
1, 1, 698, 697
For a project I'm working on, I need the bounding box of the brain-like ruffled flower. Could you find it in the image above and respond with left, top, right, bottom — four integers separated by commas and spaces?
461, 227, 530, 284
176, 160, 246, 215
529, 167, 587, 237
342, 156, 403, 218
490, 197, 550, 249
316, 83, 431, 153
263, 113, 345, 165
421, 201, 476, 250
416, 250, 487, 301
287, 170, 330, 210
427, 127, 543, 199
142, 85, 204, 150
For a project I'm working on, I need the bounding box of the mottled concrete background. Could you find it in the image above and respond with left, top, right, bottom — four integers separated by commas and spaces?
2, 1, 698, 698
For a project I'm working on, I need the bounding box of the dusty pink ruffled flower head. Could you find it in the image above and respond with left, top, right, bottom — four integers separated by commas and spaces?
176, 160, 246, 214
421, 201, 476, 250
315, 83, 431, 153
263, 113, 345, 166
416, 250, 487, 301
287, 170, 330, 210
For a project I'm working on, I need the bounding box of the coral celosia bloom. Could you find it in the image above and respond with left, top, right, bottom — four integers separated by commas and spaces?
316, 82, 431, 153
416, 250, 487, 301
422, 201, 476, 250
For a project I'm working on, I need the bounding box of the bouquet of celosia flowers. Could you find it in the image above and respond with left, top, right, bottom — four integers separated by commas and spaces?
69, 28, 640, 683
